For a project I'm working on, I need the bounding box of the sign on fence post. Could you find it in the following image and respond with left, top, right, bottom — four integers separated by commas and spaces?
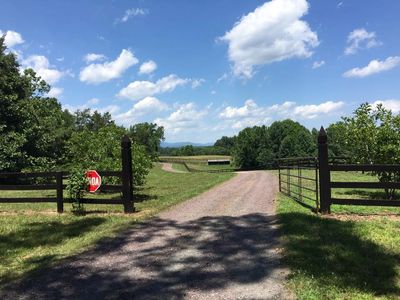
121, 135, 135, 213
318, 127, 331, 214
86, 170, 101, 193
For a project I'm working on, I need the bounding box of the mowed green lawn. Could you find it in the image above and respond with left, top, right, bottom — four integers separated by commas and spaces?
0, 165, 234, 287
276, 170, 400, 299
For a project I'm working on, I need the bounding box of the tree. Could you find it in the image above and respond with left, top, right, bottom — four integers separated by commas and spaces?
214, 136, 236, 154
179, 145, 195, 156
342, 103, 400, 198
268, 119, 314, 159
326, 121, 352, 157
233, 126, 272, 169
128, 123, 165, 159
64, 124, 152, 186
0, 36, 68, 171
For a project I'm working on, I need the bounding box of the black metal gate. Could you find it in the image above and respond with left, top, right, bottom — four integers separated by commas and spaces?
277, 157, 319, 211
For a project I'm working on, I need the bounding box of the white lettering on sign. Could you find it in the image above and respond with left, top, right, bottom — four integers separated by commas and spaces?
90, 177, 99, 185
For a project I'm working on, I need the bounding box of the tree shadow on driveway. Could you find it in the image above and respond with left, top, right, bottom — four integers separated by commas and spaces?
1, 213, 287, 299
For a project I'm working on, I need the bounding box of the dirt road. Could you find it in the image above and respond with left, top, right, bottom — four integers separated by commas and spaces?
160, 162, 186, 173
1, 171, 290, 300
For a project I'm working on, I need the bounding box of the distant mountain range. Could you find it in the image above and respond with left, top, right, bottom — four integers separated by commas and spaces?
161, 141, 214, 148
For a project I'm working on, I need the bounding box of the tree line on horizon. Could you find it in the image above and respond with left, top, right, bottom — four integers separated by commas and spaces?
212, 103, 400, 173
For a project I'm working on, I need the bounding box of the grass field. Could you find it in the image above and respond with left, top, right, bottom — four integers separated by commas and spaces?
171, 163, 189, 172
0, 165, 234, 287
276, 170, 400, 299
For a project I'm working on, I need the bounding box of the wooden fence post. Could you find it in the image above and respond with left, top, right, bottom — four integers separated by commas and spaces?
318, 127, 331, 214
121, 135, 135, 213
56, 172, 63, 213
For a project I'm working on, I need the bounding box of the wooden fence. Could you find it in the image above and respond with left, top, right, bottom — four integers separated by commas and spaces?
0, 135, 134, 213
278, 127, 400, 213
318, 127, 400, 213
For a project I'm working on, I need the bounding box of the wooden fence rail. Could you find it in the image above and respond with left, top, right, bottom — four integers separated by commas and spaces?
0, 135, 135, 213
278, 127, 400, 213
317, 127, 400, 213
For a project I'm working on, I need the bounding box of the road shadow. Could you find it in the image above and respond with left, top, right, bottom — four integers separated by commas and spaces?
279, 211, 400, 297
1, 213, 287, 299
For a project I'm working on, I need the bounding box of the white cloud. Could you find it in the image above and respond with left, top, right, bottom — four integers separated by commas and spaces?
80, 49, 138, 84
117, 74, 190, 101
345, 28, 381, 55
87, 98, 100, 105
343, 56, 400, 78
47, 87, 63, 98
115, 96, 168, 124
116, 8, 148, 23
220, 0, 319, 78
84, 53, 106, 63
96, 105, 120, 115
217, 73, 229, 83
22, 55, 64, 85
293, 101, 344, 119
139, 60, 157, 75
312, 60, 325, 69
191, 79, 205, 88
0, 30, 24, 48
372, 99, 400, 114
56, 57, 64, 62
63, 100, 120, 115
154, 103, 208, 133
219, 99, 344, 129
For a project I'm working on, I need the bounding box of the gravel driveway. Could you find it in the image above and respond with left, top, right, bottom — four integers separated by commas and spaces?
1, 171, 290, 300
160, 162, 186, 173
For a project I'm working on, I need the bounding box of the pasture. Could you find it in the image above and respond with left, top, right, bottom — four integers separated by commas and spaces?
277, 170, 400, 299
0, 165, 234, 287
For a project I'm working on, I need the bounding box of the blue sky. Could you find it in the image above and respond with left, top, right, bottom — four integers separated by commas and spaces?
1, 0, 400, 142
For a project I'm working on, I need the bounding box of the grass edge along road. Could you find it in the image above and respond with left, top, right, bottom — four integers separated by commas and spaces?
0, 165, 234, 287
276, 171, 400, 299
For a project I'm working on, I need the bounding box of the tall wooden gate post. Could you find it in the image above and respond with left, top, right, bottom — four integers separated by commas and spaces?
56, 172, 64, 213
121, 135, 135, 213
318, 127, 331, 214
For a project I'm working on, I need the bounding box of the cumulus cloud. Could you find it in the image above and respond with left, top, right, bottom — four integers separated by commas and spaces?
116, 8, 148, 23
115, 96, 168, 124
84, 53, 106, 63
0, 30, 24, 48
217, 73, 229, 83
47, 87, 63, 98
343, 56, 400, 78
117, 74, 191, 101
345, 28, 381, 55
219, 99, 344, 129
22, 55, 65, 85
220, 0, 319, 78
372, 99, 400, 113
191, 79, 205, 88
154, 103, 208, 134
312, 60, 325, 69
293, 101, 345, 119
87, 98, 100, 105
80, 49, 138, 84
139, 60, 157, 75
